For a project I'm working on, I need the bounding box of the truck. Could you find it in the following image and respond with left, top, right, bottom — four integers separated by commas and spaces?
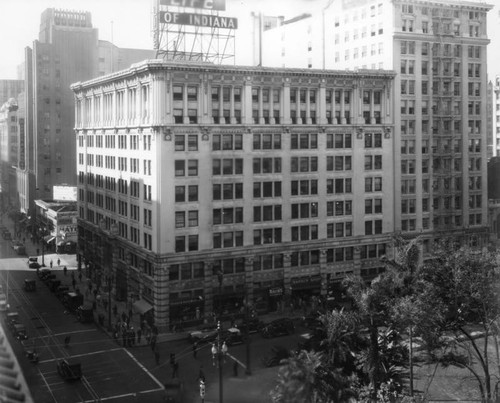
63, 292, 84, 312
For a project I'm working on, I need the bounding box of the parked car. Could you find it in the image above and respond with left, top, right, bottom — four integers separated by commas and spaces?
57, 359, 82, 381
38, 269, 51, 279
12, 323, 27, 340
237, 317, 264, 334
77, 303, 94, 324
6, 312, 19, 328
28, 262, 41, 269
261, 318, 295, 338
262, 345, 290, 367
301, 310, 325, 330
0, 293, 7, 312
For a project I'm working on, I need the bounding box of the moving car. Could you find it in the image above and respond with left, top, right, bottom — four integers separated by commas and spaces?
28, 262, 41, 269
57, 359, 82, 381
222, 327, 244, 346
237, 317, 264, 334
260, 318, 295, 338
189, 324, 218, 344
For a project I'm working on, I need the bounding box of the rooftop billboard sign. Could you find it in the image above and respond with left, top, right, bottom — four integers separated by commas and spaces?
160, 11, 237, 29
159, 0, 226, 11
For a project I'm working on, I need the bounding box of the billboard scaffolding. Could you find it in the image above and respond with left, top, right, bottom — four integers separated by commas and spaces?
153, 0, 236, 64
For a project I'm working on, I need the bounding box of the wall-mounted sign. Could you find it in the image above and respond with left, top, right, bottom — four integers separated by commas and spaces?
160, 0, 226, 11
160, 11, 238, 29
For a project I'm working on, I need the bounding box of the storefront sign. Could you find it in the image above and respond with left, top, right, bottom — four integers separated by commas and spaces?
269, 287, 283, 297
291, 275, 321, 289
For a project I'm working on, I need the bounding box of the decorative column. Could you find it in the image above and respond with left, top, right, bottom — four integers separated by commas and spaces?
243, 78, 253, 125
353, 246, 362, 277
370, 90, 376, 124
204, 262, 214, 317
296, 87, 302, 124
269, 88, 275, 124
319, 249, 328, 297
259, 87, 265, 124
340, 89, 346, 124
282, 80, 291, 124
318, 81, 327, 125
183, 83, 189, 124
230, 85, 236, 124
155, 266, 169, 332
244, 257, 254, 304
283, 253, 292, 303
305, 88, 312, 124
219, 85, 224, 123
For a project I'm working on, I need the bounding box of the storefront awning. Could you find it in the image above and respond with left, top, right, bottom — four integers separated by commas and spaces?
133, 299, 153, 314
44, 235, 56, 243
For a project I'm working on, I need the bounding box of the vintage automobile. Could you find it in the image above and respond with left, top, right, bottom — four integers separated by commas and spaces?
237, 317, 265, 335
57, 359, 82, 381
222, 327, 244, 346
28, 262, 41, 269
189, 324, 218, 344
260, 318, 295, 338
12, 323, 27, 340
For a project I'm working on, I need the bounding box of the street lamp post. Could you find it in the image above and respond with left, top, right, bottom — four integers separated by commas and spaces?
244, 290, 251, 375
106, 274, 112, 330
211, 321, 228, 403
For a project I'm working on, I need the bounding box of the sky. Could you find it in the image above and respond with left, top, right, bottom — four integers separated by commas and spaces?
1, 0, 499, 80
0, 0, 319, 79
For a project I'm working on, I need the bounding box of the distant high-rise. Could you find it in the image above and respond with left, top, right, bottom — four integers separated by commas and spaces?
17, 9, 154, 217
259, 0, 493, 250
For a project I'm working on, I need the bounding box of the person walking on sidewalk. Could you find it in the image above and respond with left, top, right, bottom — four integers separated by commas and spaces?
193, 341, 198, 359
57, 258, 60, 267
154, 348, 160, 365
78, 271, 82, 283
50, 260, 53, 269
63, 266, 67, 276
171, 360, 179, 378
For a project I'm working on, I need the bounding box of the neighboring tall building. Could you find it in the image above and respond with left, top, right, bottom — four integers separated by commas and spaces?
72, 59, 395, 329
493, 76, 500, 156
0, 80, 24, 104
0, 99, 19, 211
18, 9, 155, 220
261, 0, 493, 250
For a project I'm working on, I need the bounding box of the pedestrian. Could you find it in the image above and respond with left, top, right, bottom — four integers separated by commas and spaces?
171, 360, 179, 378
50, 260, 53, 268
233, 361, 238, 377
193, 341, 198, 359
150, 334, 157, 351
137, 328, 142, 344
128, 308, 133, 321
63, 265, 67, 275
78, 271, 82, 283
126, 315, 131, 327
57, 258, 61, 267
72, 278, 76, 290
113, 305, 118, 316
155, 348, 160, 365
122, 312, 127, 322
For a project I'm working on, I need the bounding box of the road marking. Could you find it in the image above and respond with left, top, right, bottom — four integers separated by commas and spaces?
123, 349, 165, 389
39, 347, 122, 363
81, 388, 165, 403
39, 328, 97, 338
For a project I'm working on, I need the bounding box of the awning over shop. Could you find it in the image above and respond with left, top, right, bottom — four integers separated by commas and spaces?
133, 299, 153, 314
43, 235, 56, 243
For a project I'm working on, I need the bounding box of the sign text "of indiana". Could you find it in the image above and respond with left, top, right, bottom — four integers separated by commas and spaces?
160, 12, 238, 29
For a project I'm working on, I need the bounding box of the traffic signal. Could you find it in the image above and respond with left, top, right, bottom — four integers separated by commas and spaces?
199, 380, 205, 398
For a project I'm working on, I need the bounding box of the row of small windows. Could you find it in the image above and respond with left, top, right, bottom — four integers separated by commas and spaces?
401, 42, 481, 59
